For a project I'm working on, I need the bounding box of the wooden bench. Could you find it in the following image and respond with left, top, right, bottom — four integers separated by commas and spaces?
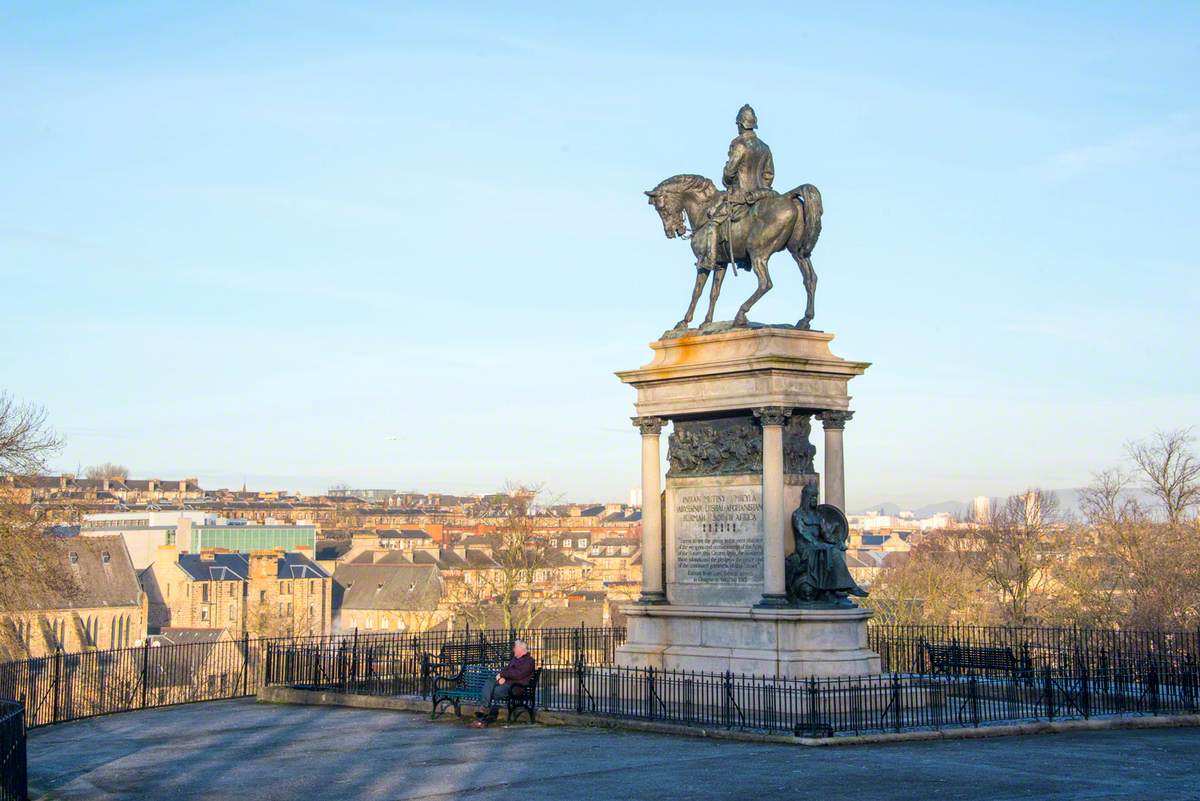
921, 640, 1032, 679
431, 664, 542, 722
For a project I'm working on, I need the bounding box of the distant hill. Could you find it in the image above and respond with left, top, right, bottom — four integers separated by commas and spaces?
853, 500, 967, 519
855, 487, 1160, 523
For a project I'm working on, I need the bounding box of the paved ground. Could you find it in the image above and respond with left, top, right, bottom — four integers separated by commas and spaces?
26, 699, 1200, 800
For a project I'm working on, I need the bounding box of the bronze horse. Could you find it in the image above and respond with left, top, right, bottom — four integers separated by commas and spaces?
645, 175, 823, 329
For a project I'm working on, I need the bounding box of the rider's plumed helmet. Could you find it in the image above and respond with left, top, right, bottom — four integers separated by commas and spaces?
736, 104, 758, 131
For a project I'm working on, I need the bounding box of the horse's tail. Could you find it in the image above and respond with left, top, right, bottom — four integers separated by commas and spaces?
787, 183, 823, 257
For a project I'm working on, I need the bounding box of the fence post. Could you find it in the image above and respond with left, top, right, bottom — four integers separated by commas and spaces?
311, 641, 321, 687
646, 666, 656, 721
969, 674, 980, 727
1148, 658, 1160, 716
351, 628, 360, 690
723, 671, 733, 729
1042, 666, 1054, 721
1187, 655, 1198, 714
17, 702, 28, 800
1079, 655, 1090, 719
575, 656, 585, 715
808, 677, 820, 735
140, 640, 151, 710
891, 673, 902, 732
52, 648, 63, 723
242, 632, 250, 696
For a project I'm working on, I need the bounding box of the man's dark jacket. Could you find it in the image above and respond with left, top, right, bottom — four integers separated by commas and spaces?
499, 653, 535, 686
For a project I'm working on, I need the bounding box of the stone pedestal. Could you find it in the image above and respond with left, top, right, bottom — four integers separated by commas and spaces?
618, 604, 881, 678
615, 325, 876, 678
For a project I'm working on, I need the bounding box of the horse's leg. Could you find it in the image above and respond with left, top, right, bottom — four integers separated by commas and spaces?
789, 246, 817, 330
702, 266, 727, 325
733, 255, 772, 327
676, 269, 708, 330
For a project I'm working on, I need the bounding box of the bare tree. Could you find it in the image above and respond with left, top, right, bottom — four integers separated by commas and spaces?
0, 393, 75, 658
0, 392, 63, 477
1127, 429, 1200, 524
867, 530, 989, 625
1076, 467, 1200, 629
448, 483, 587, 631
84, 463, 129, 481
970, 490, 1062, 625
0, 500, 81, 658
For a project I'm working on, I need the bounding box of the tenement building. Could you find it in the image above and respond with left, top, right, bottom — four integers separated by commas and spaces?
331, 556, 448, 633
140, 547, 332, 637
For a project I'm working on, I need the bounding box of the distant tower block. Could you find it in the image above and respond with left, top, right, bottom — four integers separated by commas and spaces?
629, 488, 643, 508
971, 495, 991, 524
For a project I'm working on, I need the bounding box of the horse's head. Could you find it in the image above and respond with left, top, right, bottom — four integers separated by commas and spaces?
645, 187, 687, 239
645, 174, 717, 240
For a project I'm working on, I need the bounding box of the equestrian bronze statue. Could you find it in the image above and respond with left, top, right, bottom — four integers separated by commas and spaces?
645, 104, 824, 331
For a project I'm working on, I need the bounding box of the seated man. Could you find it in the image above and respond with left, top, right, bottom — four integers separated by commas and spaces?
471, 640, 535, 728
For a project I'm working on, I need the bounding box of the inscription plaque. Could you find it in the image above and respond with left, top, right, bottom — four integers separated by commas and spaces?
668, 482, 764, 606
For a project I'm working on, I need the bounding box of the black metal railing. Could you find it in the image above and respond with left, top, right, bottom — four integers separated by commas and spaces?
0, 625, 624, 729
265, 639, 1200, 738
262, 625, 625, 696
555, 659, 1200, 736
261, 623, 1200, 738
869, 624, 1200, 676
4, 621, 1198, 741
0, 701, 26, 801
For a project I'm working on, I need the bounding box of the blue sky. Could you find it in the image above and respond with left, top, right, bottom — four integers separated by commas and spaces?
2, 2, 1197, 509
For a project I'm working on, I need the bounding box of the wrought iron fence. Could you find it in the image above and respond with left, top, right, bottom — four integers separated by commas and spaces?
261, 624, 1200, 737
262, 625, 625, 696
552, 660, 1200, 736
3, 621, 1198, 742
0, 625, 623, 729
0, 701, 25, 801
869, 623, 1200, 677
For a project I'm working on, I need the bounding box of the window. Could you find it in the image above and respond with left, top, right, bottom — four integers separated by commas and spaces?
200, 608, 209, 622
101, 551, 111, 564
201, 584, 209, 602
68, 551, 79, 564
259, 590, 267, 603
229, 604, 236, 621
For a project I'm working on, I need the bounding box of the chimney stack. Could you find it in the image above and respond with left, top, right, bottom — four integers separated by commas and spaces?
248, 550, 278, 580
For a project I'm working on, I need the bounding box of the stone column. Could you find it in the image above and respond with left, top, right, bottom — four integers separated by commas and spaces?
818, 410, 853, 512
754, 406, 791, 607
633, 416, 667, 604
